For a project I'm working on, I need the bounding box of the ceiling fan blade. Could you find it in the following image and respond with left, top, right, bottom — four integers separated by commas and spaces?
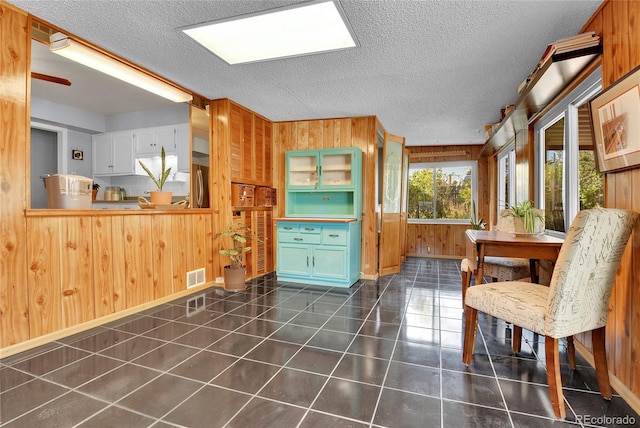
31, 72, 71, 86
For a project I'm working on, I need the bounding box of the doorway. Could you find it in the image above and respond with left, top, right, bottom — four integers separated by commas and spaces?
30, 128, 58, 208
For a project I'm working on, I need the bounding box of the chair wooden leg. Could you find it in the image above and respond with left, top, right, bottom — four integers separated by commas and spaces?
592, 327, 612, 399
512, 326, 522, 353
461, 268, 473, 307
566, 335, 576, 370
461, 270, 469, 308
462, 306, 478, 365
545, 336, 566, 419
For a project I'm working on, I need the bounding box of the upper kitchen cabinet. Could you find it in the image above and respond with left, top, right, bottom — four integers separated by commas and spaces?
93, 130, 135, 176
286, 148, 359, 191
93, 123, 190, 177
134, 123, 189, 157
285, 147, 362, 219
221, 100, 273, 187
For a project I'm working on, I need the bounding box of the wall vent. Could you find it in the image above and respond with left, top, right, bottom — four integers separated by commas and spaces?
187, 268, 206, 289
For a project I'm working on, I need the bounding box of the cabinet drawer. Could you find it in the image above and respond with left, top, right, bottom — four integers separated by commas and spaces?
299, 225, 321, 234
278, 224, 299, 234
322, 228, 348, 246
279, 233, 321, 244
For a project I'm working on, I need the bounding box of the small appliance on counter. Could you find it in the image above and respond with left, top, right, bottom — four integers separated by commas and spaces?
44, 174, 92, 209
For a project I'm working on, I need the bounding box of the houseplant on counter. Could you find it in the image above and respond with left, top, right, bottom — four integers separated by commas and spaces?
214, 223, 259, 291
92, 183, 100, 201
138, 146, 172, 205
501, 200, 545, 234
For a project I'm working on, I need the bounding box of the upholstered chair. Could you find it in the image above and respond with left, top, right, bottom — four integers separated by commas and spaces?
462, 208, 639, 419
461, 211, 532, 306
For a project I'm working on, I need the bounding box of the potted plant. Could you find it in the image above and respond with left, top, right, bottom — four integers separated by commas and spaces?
214, 223, 258, 291
138, 146, 172, 205
469, 200, 486, 230
501, 200, 545, 234
92, 182, 100, 201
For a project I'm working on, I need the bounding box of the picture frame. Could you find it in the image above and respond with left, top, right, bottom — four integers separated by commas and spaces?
590, 64, 640, 173
72, 149, 83, 160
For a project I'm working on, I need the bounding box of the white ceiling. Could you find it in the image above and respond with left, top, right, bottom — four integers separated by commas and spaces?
13, 0, 601, 146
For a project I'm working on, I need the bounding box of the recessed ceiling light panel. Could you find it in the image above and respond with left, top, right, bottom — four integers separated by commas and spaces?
182, 0, 358, 65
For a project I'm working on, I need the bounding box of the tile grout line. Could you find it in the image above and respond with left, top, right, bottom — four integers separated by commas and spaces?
367, 265, 421, 427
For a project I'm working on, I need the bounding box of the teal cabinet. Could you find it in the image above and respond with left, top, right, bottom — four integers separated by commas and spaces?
285, 148, 362, 219
276, 220, 360, 288
279, 147, 363, 288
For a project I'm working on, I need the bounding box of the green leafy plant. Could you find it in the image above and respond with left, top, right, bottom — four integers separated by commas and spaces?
138, 146, 172, 191
214, 223, 259, 269
501, 200, 544, 233
470, 200, 486, 230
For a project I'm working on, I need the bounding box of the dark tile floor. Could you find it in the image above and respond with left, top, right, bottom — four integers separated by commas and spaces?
1, 258, 638, 427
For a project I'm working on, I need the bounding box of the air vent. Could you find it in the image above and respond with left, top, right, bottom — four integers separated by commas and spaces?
187, 268, 206, 289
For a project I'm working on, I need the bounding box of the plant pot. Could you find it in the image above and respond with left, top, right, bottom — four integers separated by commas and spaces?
92, 189, 98, 201
150, 191, 172, 205
513, 217, 545, 235
223, 265, 247, 291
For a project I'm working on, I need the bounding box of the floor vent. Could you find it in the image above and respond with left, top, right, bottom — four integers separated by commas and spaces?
187, 268, 206, 289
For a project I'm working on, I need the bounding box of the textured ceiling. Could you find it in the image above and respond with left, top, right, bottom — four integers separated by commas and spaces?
12, 0, 601, 146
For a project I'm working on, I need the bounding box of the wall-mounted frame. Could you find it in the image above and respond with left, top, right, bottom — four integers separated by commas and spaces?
72, 149, 83, 160
590, 64, 640, 173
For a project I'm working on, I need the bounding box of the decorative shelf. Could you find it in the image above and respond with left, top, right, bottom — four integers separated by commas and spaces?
480, 45, 602, 157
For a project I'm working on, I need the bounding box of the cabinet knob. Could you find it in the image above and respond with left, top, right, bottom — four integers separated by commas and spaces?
293, 238, 303, 241
328, 234, 339, 238
304, 227, 315, 231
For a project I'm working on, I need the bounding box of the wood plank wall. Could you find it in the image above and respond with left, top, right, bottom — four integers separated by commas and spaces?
273, 117, 380, 277
0, 5, 221, 355
576, 0, 640, 408
0, 4, 30, 349
406, 145, 486, 258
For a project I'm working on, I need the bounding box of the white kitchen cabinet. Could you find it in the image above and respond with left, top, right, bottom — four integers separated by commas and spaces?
134, 124, 181, 156
93, 130, 135, 176
133, 128, 156, 154
94, 124, 189, 176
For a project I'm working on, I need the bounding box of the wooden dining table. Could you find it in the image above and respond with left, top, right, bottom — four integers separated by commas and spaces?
465, 229, 565, 284
464, 229, 565, 353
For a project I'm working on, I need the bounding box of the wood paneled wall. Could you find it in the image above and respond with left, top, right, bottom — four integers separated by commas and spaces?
0, 5, 220, 356
24, 213, 214, 339
577, 0, 640, 409
0, 4, 30, 350
273, 117, 380, 277
406, 145, 486, 258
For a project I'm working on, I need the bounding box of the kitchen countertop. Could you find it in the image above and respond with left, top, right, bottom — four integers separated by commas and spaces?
273, 217, 357, 223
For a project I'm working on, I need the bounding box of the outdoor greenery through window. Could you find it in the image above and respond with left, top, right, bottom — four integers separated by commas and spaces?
536, 68, 603, 234
408, 162, 476, 221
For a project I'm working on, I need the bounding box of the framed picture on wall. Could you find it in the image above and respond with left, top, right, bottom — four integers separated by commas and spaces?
72, 149, 83, 160
590, 64, 640, 173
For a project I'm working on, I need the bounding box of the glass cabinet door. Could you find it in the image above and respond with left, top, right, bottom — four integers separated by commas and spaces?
288, 153, 318, 188
320, 152, 352, 187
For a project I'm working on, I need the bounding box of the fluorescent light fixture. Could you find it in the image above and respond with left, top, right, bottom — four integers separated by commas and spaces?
182, 0, 358, 65
49, 33, 193, 103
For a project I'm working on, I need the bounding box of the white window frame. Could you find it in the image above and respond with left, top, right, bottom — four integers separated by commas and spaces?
408, 160, 478, 224
497, 142, 516, 211
534, 66, 602, 236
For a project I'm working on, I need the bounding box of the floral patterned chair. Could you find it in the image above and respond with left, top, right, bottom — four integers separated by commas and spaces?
462, 208, 639, 419
461, 211, 532, 306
